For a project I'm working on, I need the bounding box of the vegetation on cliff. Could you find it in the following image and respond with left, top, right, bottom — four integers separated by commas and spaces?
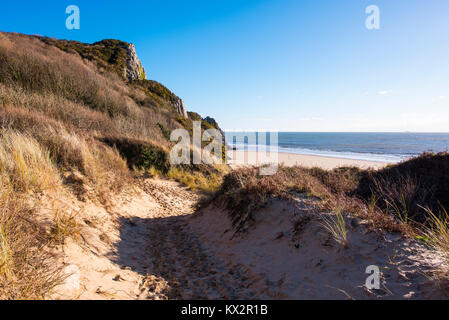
0, 31, 225, 298
1, 31, 447, 299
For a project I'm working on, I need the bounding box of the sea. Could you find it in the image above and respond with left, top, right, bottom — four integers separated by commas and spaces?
224, 132, 449, 163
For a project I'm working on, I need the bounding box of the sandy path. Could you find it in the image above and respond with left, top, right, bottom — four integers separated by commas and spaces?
56, 178, 448, 300
141, 180, 254, 299
56, 179, 253, 299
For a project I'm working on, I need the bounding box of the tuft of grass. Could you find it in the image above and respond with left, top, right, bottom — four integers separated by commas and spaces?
420, 206, 449, 262
0, 170, 62, 299
167, 165, 226, 194
385, 195, 409, 225
0, 130, 60, 193
50, 209, 80, 245
321, 210, 349, 249
79, 137, 130, 195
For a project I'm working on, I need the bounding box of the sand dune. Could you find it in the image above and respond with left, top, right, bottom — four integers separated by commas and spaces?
54, 178, 448, 300
189, 197, 448, 299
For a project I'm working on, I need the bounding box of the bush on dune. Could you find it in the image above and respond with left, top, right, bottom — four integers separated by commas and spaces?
214, 166, 332, 232
214, 155, 449, 234
167, 164, 229, 194
354, 152, 449, 224
101, 137, 171, 174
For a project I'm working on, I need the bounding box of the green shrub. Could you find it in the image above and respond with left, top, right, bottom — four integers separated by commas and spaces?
39, 37, 130, 80
157, 122, 171, 140
355, 152, 449, 224
187, 112, 202, 121
101, 137, 171, 174
135, 80, 178, 102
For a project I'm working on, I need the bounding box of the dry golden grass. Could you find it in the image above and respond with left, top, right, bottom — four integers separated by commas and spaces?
56, 129, 130, 196
0, 32, 178, 148
214, 165, 409, 234
0, 108, 131, 198
0, 83, 119, 136
0, 128, 128, 298
0, 165, 62, 299
0, 31, 199, 299
0, 31, 232, 299
167, 165, 229, 194
0, 130, 60, 193
50, 208, 80, 245
0, 34, 136, 119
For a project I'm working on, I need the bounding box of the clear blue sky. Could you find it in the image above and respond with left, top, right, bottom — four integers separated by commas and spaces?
1, 0, 449, 132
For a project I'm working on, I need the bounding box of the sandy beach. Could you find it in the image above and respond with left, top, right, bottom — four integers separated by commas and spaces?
228, 150, 391, 170
3, 19, 448, 303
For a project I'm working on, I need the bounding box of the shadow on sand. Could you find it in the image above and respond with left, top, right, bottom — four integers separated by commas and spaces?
108, 214, 250, 299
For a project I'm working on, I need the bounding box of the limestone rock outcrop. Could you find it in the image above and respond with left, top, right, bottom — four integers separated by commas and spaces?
125, 43, 146, 81
172, 98, 188, 119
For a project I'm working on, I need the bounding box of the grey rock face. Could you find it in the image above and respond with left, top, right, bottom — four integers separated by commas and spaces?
124, 44, 187, 119
125, 43, 146, 81
172, 98, 188, 119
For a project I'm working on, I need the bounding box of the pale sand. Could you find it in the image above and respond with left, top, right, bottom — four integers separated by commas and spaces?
228, 150, 391, 170
51, 177, 448, 300
190, 198, 448, 299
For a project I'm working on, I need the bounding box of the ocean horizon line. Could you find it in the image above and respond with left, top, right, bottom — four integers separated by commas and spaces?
224, 131, 449, 134
224, 132, 449, 163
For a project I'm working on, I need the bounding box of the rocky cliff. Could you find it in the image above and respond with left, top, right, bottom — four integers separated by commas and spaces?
125, 43, 146, 81
39, 36, 190, 119
172, 98, 188, 119
135, 79, 188, 119
123, 44, 187, 118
